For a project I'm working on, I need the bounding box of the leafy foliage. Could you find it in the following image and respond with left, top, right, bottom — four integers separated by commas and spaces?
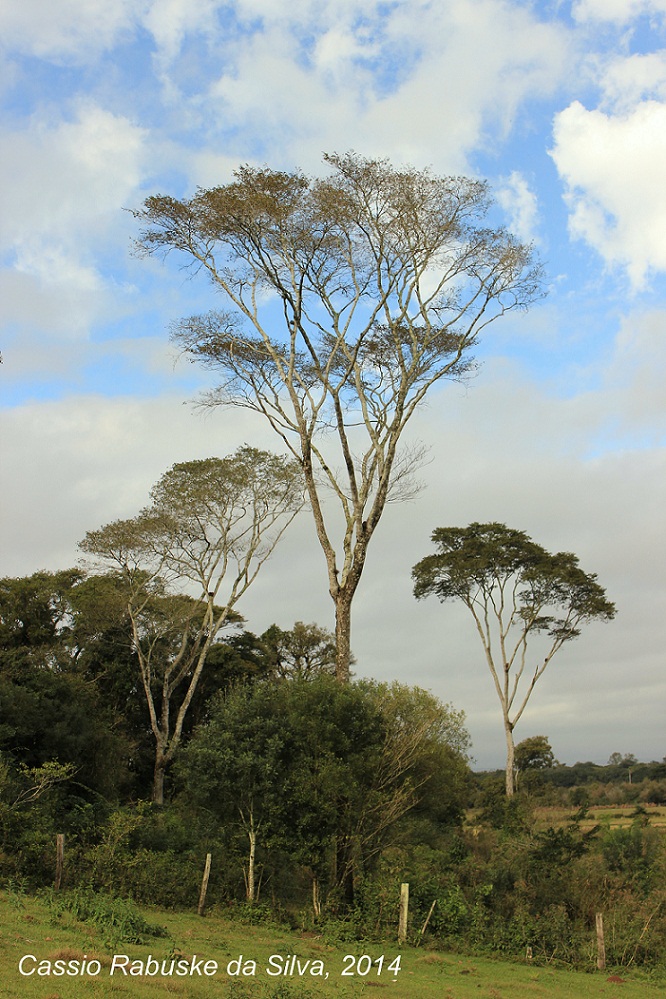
1, 568, 664, 971
177, 678, 470, 908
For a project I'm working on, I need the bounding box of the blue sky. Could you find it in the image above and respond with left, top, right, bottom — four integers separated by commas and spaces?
2, 0, 665, 768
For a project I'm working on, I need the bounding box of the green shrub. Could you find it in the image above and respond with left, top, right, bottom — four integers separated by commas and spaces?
43, 886, 168, 951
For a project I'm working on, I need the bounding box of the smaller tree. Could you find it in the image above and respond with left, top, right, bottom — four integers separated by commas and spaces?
177, 677, 469, 915
608, 752, 638, 767
514, 735, 557, 791
515, 735, 556, 774
412, 522, 615, 796
80, 447, 304, 803
260, 621, 339, 680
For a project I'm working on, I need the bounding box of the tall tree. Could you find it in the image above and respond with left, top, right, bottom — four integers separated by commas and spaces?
80, 447, 303, 803
134, 153, 543, 680
412, 522, 615, 795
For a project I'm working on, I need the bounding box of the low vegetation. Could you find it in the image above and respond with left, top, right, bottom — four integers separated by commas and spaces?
2, 890, 665, 999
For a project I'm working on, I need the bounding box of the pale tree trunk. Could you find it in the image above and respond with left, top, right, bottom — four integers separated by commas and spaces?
312, 878, 322, 919
336, 837, 355, 908
504, 721, 516, 797
246, 825, 257, 902
241, 807, 259, 902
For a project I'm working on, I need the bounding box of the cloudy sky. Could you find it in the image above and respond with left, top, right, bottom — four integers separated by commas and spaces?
2, 0, 665, 769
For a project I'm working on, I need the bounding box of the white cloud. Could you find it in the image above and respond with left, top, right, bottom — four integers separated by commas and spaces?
551, 99, 666, 287
0, 101, 147, 334
496, 171, 540, 243
2, 394, 275, 575
143, 0, 220, 62
550, 0, 666, 288
597, 51, 666, 110
0, 101, 147, 244
0, 0, 144, 62
597, 309, 666, 433
0, 270, 109, 340
573, 0, 666, 24
201, 0, 569, 174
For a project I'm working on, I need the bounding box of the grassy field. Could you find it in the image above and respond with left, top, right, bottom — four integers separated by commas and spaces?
465, 804, 666, 836
533, 804, 666, 833
1, 891, 665, 999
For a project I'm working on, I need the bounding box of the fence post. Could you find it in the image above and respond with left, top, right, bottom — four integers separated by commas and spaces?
198, 853, 212, 916
596, 912, 606, 970
398, 882, 409, 944
55, 834, 65, 890
417, 899, 437, 944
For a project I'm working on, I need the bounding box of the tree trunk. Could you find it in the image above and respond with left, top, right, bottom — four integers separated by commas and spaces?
55, 834, 65, 890
246, 824, 257, 902
152, 756, 166, 805
312, 877, 322, 919
198, 853, 212, 916
335, 836, 355, 908
334, 592, 353, 683
505, 722, 516, 797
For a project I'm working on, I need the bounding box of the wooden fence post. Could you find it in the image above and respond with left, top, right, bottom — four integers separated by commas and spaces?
198, 853, 212, 916
417, 900, 437, 944
398, 883, 409, 944
596, 912, 606, 970
55, 834, 65, 890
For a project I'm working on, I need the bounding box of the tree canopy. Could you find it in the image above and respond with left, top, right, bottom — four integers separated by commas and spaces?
177, 677, 470, 912
134, 153, 543, 679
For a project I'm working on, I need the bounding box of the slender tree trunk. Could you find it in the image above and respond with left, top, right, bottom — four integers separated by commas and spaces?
240, 806, 260, 902
505, 721, 516, 797
246, 824, 257, 902
312, 878, 322, 919
55, 834, 65, 890
336, 836, 355, 908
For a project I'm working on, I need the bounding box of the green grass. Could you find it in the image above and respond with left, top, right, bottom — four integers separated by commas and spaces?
1, 891, 664, 999
533, 804, 666, 832
465, 805, 666, 834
